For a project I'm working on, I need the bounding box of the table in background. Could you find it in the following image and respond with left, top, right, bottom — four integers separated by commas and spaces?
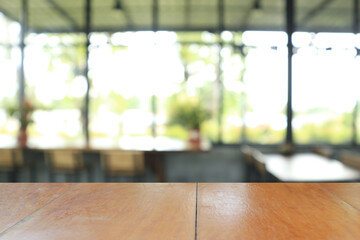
265, 153, 360, 182
0, 183, 360, 239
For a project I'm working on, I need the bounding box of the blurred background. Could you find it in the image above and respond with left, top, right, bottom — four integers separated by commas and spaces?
0, 0, 360, 182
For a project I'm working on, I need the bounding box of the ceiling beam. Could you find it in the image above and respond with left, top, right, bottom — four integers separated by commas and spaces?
218, 0, 224, 32
354, 0, 359, 33
0, 7, 19, 23
299, 0, 335, 28
152, 0, 158, 31
46, 0, 80, 31
30, 24, 354, 34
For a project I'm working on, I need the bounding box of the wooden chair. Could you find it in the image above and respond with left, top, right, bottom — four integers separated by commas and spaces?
0, 149, 23, 182
45, 150, 85, 182
312, 146, 334, 159
340, 151, 360, 171
100, 150, 145, 182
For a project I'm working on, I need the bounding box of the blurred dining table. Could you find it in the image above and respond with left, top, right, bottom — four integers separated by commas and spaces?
0, 183, 359, 239
264, 153, 360, 182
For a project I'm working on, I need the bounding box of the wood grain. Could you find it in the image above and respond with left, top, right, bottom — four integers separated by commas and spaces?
0, 183, 76, 234
320, 183, 360, 211
197, 183, 360, 240
0, 183, 196, 240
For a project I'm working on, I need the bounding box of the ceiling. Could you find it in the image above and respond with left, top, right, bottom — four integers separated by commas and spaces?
0, 0, 356, 33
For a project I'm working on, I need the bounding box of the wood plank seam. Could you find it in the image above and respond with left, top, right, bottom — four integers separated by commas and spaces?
195, 182, 198, 240
0, 183, 80, 237
317, 183, 360, 212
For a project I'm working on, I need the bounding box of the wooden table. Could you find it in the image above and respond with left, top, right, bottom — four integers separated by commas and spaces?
0, 183, 359, 239
265, 153, 360, 182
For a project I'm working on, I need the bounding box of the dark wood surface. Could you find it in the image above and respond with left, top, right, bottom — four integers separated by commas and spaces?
1, 183, 360, 239
265, 153, 360, 182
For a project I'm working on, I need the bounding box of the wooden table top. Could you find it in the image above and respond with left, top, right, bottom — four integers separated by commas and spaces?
265, 153, 360, 182
0, 183, 359, 239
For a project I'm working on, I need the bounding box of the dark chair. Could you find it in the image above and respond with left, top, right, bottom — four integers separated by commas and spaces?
312, 146, 334, 159
240, 145, 256, 182
340, 150, 360, 171
252, 149, 268, 182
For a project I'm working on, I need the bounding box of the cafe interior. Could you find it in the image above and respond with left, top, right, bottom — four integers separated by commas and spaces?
0, 0, 360, 183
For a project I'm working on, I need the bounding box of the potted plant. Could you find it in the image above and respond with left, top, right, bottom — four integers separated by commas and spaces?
7, 100, 34, 148
168, 97, 211, 150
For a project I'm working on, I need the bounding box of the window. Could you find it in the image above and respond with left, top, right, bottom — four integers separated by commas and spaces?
0, 13, 20, 147
88, 32, 154, 149
242, 31, 288, 144
222, 40, 244, 144
292, 32, 357, 144
25, 33, 86, 148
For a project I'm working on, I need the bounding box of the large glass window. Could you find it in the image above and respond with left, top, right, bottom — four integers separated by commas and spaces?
165, 32, 219, 145
87, 31, 290, 146
293, 32, 357, 144
2, 0, 360, 149
241, 31, 288, 144
88, 32, 154, 149
88, 32, 219, 149
0, 13, 20, 147
4, 29, 358, 147
221, 36, 244, 144
24, 33, 86, 148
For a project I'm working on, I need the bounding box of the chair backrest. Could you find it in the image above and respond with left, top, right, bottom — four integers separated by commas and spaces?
340, 151, 360, 170
45, 150, 82, 172
312, 146, 333, 158
0, 149, 15, 170
252, 149, 267, 174
241, 145, 254, 164
101, 151, 145, 176
12, 149, 24, 166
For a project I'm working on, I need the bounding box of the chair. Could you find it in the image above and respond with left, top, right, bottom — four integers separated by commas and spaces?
44, 150, 85, 182
340, 150, 360, 170
0, 149, 23, 182
240, 145, 255, 182
252, 149, 268, 182
312, 146, 334, 158
100, 150, 145, 182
